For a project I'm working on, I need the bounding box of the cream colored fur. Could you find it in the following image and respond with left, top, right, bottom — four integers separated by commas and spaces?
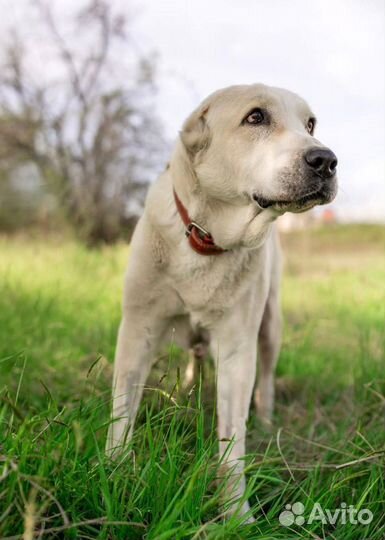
106, 84, 337, 522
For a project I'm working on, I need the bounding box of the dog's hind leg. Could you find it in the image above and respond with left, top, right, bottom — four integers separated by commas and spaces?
183, 326, 209, 388
254, 287, 282, 425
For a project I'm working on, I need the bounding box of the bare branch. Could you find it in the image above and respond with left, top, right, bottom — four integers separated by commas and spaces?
0, 0, 166, 245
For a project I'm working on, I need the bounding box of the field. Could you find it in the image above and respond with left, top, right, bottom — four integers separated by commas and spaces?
0, 224, 384, 539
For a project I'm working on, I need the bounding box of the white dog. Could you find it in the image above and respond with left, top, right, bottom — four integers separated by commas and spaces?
106, 84, 338, 520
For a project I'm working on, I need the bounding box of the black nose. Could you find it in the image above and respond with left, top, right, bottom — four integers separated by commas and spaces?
304, 148, 338, 179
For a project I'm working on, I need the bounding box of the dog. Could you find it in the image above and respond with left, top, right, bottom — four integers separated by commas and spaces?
106, 84, 338, 521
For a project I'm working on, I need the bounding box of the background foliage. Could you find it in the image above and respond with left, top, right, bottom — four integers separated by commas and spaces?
0, 0, 166, 245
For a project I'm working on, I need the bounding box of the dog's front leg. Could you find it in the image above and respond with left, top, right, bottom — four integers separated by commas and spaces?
106, 311, 165, 457
211, 312, 259, 522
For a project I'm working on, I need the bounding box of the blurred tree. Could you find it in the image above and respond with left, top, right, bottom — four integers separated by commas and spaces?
0, 0, 166, 244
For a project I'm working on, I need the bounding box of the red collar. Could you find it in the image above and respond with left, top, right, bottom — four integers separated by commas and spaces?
173, 189, 227, 256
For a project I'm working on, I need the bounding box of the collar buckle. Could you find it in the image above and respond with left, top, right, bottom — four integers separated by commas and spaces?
185, 221, 210, 239
173, 188, 226, 255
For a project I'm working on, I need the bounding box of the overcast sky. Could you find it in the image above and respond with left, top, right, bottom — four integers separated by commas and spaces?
1, 0, 384, 221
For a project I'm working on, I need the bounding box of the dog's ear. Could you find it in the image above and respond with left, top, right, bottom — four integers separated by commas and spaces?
180, 105, 211, 157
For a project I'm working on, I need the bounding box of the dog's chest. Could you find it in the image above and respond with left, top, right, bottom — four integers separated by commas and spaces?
168, 246, 269, 325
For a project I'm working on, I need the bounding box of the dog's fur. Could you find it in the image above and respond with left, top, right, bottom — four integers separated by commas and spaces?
106, 84, 337, 520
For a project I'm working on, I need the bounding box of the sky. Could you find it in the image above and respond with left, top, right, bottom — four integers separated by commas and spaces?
1, 0, 384, 221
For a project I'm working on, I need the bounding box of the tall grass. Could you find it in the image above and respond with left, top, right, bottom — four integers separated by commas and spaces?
0, 224, 384, 539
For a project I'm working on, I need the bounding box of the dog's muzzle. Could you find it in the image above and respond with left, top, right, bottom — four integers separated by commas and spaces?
253, 147, 338, 211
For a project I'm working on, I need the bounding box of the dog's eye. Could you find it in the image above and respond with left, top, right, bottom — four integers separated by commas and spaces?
307, 118, 316, 135
244, 108, 265, 125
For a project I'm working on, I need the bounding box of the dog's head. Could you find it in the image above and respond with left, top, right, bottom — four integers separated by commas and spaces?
180, 84, 337, 214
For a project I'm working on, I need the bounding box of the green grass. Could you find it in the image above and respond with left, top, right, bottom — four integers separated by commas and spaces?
0, 224, 384, 539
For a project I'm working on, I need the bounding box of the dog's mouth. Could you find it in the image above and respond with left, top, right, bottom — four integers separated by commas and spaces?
253, 186, 332, 212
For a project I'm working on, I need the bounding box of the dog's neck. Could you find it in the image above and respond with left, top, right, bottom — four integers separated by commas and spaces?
169, 140, 278, 251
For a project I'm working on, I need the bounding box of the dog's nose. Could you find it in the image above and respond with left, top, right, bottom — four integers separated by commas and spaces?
304, 148, 338, 179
